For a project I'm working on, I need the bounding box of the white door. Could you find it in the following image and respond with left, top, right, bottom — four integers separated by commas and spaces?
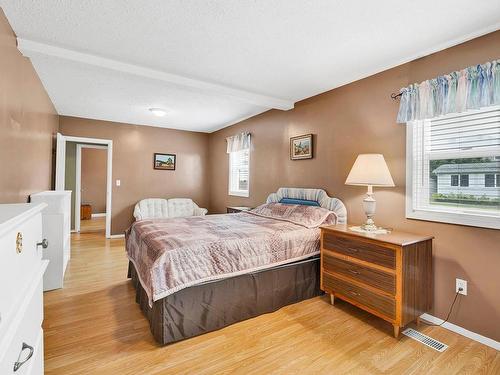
55, 133, 67, 190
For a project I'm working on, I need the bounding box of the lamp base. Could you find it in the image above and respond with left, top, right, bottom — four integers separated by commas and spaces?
351, 186, 391, 234
349, 225, 391, 235
361, 221, 378, 232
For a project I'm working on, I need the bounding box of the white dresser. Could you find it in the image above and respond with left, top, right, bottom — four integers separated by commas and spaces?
30, 191, 71, 291
0, 203, 48, 375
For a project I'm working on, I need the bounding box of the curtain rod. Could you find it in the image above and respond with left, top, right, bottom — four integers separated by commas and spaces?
391, 92, 402, 100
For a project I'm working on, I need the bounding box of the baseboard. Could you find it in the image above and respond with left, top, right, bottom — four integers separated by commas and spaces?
420, 313, 499, 351
109, 234, 125, 239
91, 213, 106, 218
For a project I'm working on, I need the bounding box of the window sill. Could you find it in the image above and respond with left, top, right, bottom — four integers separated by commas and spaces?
406, 207, 500, 230
229, 191, 249, 198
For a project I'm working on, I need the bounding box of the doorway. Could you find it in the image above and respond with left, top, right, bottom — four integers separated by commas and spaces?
55, 133, 113, 238
76, 144, 108, 234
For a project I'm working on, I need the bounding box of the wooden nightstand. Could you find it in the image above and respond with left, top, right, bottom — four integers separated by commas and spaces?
226, 206, 253, 213
320, 224, 433, 338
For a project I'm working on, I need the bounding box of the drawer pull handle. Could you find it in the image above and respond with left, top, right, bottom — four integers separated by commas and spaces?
348, 269, 360, 275
37, 239, 49, 249
349, 291, 360, 296
13, 342, 34, 372
347, 248, 359, 253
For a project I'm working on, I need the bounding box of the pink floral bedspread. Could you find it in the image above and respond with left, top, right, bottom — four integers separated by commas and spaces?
125, 203, 337, 304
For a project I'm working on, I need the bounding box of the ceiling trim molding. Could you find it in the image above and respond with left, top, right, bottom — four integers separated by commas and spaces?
17, 38, 294, 111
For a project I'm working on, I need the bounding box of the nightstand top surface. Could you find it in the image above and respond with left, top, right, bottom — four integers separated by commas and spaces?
320, 224, 433, 246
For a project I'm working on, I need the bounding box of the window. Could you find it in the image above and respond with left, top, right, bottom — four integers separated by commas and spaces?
459, 174, 469, 187
229, 149, 250, 197
406, 106, 500, 229
485, 174, 495, 187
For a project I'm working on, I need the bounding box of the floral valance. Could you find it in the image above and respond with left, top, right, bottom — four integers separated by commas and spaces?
397, 59, 500, 123
226, 132, 251, 153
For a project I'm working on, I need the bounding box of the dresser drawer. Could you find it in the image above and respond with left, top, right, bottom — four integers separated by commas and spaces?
323, 232, 396, 269
323, 252, 396, 295
322, 272, 395, 319
0, 212, 43, 335
0, 278, 43, 374
1, 329, 44, 375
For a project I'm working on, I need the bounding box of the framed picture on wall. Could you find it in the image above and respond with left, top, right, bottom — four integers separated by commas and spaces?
154, 153, 176, 170
290, 134, 313, 160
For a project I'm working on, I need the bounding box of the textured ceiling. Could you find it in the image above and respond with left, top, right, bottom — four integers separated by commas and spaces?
1, 0, 500, 132
24, 54, 266, 132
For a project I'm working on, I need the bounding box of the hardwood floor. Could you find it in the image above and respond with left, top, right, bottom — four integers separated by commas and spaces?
79, 216, 105, 233
43, 233, 500, 375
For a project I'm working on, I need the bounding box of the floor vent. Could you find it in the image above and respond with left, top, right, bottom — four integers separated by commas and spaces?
402, 328, 448, 352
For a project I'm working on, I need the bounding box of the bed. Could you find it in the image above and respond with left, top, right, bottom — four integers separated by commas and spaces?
126, 188, 347, 345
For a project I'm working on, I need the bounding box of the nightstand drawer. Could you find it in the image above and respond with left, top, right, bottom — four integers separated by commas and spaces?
322, 272, 395, 319
323, 232, 395, 269
323, 252, 396, 295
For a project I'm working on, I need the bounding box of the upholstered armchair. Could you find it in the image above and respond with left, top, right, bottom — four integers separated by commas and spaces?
133, 198, 208, 221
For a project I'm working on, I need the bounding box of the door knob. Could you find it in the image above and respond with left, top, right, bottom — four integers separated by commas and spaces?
37, 239, 49, 249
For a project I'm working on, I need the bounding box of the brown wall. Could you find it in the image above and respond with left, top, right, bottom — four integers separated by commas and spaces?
59, 116, 210, 234
208, 31, 500, 340
0, 10, 58, 202
81, 147, 107, 213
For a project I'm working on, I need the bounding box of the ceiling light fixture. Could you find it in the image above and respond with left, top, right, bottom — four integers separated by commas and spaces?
149, 108, 167, 117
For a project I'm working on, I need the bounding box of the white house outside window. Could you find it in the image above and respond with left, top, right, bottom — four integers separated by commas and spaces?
406, 106, 500, 229
226, 132, 251, 197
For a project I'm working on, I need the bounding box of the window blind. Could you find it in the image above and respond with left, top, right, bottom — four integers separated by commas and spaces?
408, 106, 500, 227
429, 107, 500, 155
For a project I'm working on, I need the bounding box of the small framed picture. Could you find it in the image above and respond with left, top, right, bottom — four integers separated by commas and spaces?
154, 153, 176, 170
290, 134, 313, 160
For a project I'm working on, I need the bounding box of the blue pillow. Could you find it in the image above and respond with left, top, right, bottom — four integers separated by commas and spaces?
279, 198, 320, 207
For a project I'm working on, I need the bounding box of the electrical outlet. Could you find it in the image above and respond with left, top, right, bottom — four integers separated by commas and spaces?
456, 278, 467, 295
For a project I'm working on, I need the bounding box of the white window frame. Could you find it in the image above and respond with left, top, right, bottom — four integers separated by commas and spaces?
406, 112, 500, 230
228, 149, 250, 197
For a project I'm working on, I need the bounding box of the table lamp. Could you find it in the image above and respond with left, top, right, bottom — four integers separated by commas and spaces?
345, 154, 395, 233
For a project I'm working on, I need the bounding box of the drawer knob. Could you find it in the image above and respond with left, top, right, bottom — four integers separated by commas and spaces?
347, 247, 359, 253
16, 232, 23, 253
13, 342, 34, 372
348, 269, 360, 275
37, 239, 49, 249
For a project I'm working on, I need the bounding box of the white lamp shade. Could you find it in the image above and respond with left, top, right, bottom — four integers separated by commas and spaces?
345, 154, 395, 187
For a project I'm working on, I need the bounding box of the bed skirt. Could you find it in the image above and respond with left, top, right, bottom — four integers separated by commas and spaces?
127, 256, 322, 345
